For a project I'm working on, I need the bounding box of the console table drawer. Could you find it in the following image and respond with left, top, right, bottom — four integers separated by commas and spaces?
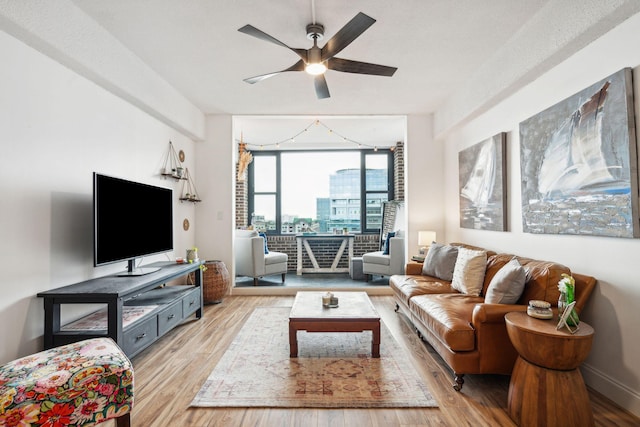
182, 288, 201, 317
158, 301, 183, 335
123, 316, 158, 356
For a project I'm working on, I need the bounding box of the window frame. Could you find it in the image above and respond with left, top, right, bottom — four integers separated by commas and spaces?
248, 149, 394, 234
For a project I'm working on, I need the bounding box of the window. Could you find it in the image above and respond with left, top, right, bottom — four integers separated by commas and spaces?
248, 150, 393, 234
248, 155, 279, 232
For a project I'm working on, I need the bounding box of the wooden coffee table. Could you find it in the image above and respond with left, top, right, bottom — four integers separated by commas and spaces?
289, 291, 381, 358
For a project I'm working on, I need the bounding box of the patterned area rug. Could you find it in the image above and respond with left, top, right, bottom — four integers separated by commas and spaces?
190, 307, 437, 408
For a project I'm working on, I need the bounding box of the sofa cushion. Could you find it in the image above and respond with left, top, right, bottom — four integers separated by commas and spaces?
518, 259, 569, 305
389, 275, 454, 306
484, 258, 526, 304
410, 293, 482, 352
422, 243, 459, 281
481, 254, 514, 295
451, 247, 487, 296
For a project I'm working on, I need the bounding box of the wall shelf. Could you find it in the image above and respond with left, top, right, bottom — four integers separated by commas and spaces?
179, 168, 202, 203
161, 141, 186, 181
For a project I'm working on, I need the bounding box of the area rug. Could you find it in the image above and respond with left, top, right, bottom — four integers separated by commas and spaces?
190, 307, 437, 408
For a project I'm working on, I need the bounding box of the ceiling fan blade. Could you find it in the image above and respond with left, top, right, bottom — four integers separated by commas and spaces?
321, 12, 376, 61
243, 60, 305, 84
238, 25, 306, 60
314, 74, 330, 99
327, 57, 397, 76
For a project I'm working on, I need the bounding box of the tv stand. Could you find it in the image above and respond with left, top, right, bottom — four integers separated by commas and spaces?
117, 267, 161, 277
116, 259, 161, 276
37, 261, 203, 358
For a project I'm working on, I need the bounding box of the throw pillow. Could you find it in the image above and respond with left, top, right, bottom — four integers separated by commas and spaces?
484, 258, 526, 304
382, 231, 396, 255
258, 232, 269, 254
421, 242, 459, 281
451, 247, 487, 296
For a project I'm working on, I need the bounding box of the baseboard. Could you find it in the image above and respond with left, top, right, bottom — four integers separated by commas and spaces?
582, 362, 640, 417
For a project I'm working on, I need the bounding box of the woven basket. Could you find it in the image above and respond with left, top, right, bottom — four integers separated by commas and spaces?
199, 260, 231, 304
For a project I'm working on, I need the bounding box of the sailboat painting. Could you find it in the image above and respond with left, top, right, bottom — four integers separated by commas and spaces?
520, 68, 639, 238
458, 133, 507, 231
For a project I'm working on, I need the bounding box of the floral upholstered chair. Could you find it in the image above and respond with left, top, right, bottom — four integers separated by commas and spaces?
0, 338, 133, 427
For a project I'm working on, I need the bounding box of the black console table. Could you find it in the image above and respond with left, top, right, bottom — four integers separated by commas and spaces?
37, 261, 203, 358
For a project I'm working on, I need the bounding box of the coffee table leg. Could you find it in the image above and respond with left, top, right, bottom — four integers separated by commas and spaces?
289, 321, 298, 357
372, 321, 380, 358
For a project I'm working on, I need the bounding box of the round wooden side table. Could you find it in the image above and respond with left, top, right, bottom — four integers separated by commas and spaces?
505, 311, 595, 427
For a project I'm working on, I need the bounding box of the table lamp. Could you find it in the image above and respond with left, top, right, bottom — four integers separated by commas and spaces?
418, 231, 436, 255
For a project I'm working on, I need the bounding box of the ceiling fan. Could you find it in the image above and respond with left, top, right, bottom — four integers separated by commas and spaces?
238, 11, 397, 99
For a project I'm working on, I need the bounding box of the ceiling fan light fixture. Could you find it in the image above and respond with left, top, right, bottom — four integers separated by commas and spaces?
305, 62, 327, 75
305, 40, 326, 75
239, 11, 396, 99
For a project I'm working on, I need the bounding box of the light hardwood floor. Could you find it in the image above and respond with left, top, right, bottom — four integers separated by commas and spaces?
110, 295, 638, 426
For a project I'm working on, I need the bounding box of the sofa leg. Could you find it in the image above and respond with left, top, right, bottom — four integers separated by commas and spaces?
394, 303, 399, 312
253, 277, 258, 286
453, 373, 465, 392
281, 273, 286, 283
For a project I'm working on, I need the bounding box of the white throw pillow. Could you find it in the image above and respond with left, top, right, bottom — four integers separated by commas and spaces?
484, 258, 527, 304
451, 247, 487, 296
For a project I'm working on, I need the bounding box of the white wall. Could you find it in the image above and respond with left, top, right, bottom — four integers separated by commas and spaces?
0, 31, 197, 363
440, 12, 640, 416
405, 115, 445, 255
0, 0, 205, 141
194, 115, 235, 274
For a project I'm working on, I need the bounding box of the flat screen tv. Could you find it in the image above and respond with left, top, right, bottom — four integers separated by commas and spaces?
94, 173, 173, 276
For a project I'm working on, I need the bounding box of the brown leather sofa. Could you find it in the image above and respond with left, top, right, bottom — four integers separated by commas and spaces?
389, 243, 597, 391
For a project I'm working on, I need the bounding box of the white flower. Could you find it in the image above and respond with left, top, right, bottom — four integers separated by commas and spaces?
558, 273, 575, 293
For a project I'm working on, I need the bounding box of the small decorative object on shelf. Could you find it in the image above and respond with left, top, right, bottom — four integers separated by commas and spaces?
329, 295, 339, 307
186, 247, 199, 263
322, 292, 333, 307
557, 301, 580, 334
558, 273, 579, 326
179, 168, 202, 203
527, 300, 553, 319
161, 141, 186, 180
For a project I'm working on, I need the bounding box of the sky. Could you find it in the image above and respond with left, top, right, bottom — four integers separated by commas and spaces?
252, 152, 388, 220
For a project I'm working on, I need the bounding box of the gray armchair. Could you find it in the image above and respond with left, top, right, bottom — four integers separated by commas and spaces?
234, 229, 288, 285
362, 233, 405, 280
